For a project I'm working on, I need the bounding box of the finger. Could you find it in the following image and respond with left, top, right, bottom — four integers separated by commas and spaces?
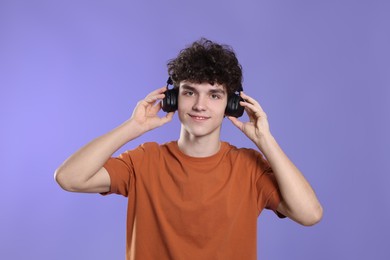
240, 92, 265, 113
240, 101, 266, 119
227, 116, 244, 131
144, 86, 169, 102
165, 111, 175, 121
159, 111, 175, 125
144, 93, 165, 104
239, 101, 257, 113
148, 100, 162, 114
146, 86, 169, 97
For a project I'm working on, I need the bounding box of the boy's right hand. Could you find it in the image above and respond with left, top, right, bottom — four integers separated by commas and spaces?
129, 86, 175, 133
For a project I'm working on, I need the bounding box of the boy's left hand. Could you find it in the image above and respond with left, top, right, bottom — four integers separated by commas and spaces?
227, 92, 272, 145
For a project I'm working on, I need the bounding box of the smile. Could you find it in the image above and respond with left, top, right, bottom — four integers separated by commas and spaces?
189, 114, 210, 120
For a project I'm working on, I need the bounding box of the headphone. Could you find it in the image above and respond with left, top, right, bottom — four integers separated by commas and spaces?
161, 77, 245, 118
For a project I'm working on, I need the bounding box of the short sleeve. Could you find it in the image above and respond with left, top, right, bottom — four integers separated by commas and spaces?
255, 155, 284, 217
101, 151, 135, 197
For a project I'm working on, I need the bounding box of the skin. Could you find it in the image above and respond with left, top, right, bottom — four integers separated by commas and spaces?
228, 92, 323, 226
54, 86, 174, 193
55, 82, 323, 226
176, 81, 228, 157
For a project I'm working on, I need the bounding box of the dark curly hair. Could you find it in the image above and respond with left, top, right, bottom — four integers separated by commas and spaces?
167, 38, 243, 96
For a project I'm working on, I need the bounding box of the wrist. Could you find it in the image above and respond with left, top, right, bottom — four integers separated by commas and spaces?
118, 119, 147, 141
255, 132, 277, 153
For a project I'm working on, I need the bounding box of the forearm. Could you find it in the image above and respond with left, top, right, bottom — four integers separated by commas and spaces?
55, 119, 143, 189
256, 134, 323, 225
228, 92, 322, 225
55, 86, 174, 192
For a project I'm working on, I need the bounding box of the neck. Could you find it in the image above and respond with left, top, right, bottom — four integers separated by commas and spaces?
177, 130, 221, 157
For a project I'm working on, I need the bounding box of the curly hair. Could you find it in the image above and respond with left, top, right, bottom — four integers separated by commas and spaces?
167, 38, 243, 96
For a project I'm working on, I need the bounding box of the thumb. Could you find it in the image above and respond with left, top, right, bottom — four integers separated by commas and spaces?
159, 112, 175, 125
227, 116, 243, 131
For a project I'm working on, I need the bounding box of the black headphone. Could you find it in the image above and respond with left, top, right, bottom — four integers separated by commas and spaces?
161, 77, 245, 118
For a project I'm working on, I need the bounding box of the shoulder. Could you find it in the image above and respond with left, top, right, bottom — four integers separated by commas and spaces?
139, 142, 160, 151
127, 142, 175, 158
116, 142, 161, 161
223, 142, 269, 169
140, 141, 176, 152
223, 142, 260, 158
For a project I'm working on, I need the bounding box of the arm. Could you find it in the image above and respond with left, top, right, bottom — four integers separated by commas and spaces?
228, 92, 323, 226
54, 86, 174, 193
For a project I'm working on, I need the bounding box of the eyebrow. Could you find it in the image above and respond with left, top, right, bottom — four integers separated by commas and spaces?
181, 84, 226, 95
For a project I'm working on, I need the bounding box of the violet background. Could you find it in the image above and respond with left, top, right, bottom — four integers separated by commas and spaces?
1, 0, 389, 259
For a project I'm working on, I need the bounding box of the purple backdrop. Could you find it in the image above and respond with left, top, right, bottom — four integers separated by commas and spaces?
1, 0, 389, 259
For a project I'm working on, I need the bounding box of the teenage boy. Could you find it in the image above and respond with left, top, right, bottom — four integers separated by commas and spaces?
55, 38, 323, 260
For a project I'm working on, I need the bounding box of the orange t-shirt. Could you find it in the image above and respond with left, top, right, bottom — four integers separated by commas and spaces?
103, 141, 282, 260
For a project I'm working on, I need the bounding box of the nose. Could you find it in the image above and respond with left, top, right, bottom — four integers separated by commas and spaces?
192, 94, 207, 111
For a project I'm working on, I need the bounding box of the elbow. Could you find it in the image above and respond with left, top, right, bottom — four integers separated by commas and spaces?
301, 204, 324, 226
54, 167, 76, 192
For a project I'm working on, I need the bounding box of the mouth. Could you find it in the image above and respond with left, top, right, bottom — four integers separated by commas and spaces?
188, 114, 210, 120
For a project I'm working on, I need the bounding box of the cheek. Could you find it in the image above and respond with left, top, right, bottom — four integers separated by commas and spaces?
177, 98, 186, 114
177, 98, 187, 120
219, 100, 228, 114
177, 95, 189, 108
209, 99, 227, 116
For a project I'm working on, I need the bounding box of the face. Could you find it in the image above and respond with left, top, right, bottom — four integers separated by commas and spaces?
177, 81, 228, 139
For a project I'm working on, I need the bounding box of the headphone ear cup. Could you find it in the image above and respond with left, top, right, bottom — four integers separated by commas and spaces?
162, 88, 178, 112
225, 95, 245, 118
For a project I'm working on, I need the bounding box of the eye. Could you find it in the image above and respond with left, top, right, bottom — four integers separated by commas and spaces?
183, 90, 194, 96
211, 94, 221, 100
